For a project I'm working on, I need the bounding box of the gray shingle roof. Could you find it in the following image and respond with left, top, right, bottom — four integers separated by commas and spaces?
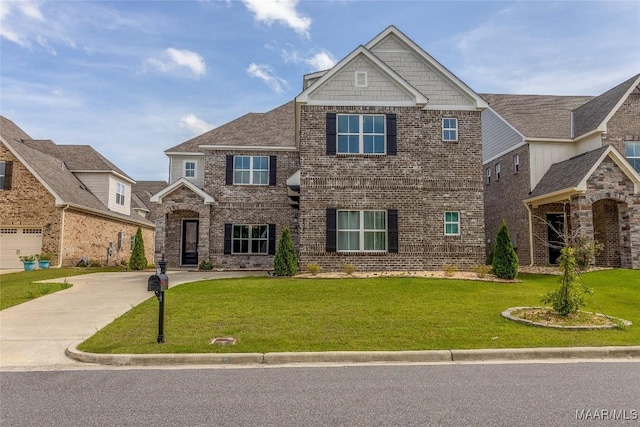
572, 73, 640, 138
529, 145, 610, 197
131, 180, 168, 221
480, 93, 593, 139
166, 101, 295, 153
0, 116, 153, 227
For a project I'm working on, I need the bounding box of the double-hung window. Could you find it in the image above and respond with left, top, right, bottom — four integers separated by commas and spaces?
513, 154, 520, 173
0, 161, 12, 190
337, 210, 387, 252
495, 163, 501, 180
232, 225, 268, 254
442, 118, 458, 141
234, 156, 269, 185
444, 211, 460, 236
337, 114, 386, 154
115, 182, 125, 205
184, 161, 196, 178
486, 168, 491, 184
626, 142, 640, 172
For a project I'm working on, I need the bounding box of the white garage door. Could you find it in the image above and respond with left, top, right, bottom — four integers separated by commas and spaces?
0, 227, 43, 269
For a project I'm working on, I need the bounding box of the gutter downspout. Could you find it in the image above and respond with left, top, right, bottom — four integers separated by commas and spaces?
524, 202, 535, 266
56, 204, 69, 268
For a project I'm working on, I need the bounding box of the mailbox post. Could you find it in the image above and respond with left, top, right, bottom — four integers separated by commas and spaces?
148, 255, 169, 343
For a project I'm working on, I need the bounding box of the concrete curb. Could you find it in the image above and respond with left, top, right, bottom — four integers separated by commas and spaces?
66, 343, 640, 367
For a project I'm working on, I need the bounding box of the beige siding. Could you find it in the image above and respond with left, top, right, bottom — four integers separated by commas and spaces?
169, 155, 204, 187
309, 55, 414, 103
75, 172, 110, 206
107, 176, 131, 215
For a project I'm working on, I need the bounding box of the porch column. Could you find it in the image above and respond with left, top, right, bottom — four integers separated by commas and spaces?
629, 202, 640, 269
570, 195, 593, 241
154, 211, 167, 264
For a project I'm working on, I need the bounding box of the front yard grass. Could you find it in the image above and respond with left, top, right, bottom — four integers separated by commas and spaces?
0, 267, 125, 310
79, 269, 640, 354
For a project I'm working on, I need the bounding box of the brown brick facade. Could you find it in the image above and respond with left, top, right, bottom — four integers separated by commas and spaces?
602, 89, 640, 154
297, 105, 485, 272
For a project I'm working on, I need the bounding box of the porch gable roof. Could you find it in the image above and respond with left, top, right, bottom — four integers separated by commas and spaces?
149, 177, 216, 205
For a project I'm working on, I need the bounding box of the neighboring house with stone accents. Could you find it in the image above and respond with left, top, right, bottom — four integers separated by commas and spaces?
482, 74, 640, 269
151, 26, 488, 271
0, 116, 155, 269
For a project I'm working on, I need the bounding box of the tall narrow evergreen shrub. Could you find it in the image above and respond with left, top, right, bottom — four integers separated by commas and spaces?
492, 220, 519, 279
273, 226, 297, 276
129, 227, 147, 270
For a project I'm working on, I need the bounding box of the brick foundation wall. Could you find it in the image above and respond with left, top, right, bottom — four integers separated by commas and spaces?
298, 105, 485, 272
483, 146, 531, 265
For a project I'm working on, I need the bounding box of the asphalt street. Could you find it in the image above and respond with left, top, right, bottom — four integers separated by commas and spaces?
1, 361, 639, 426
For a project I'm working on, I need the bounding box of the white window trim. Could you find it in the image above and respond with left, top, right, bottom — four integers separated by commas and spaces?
514, 154, 520, 173
184, 160, 196, 179
337, 210, 387, 253
233, 155, 269, 186
115, 182, 125, 205
486, 167, 491, 184
444, 211, 460, 236
625, 141, 640, 172
337, 114, 386, 155
355, 71, 368, 88
495, 163, 501, 180
231, 224, 269, 254
442, 118, 458, 142
0, 161, 6, 190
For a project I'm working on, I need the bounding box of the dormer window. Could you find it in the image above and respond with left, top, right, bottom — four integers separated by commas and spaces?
184, 161, 196, 178
115, 182, 125, 205
355, 71, 368, 88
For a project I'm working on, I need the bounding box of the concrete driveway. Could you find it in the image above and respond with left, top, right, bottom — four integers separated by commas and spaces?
0, 270, 265, 370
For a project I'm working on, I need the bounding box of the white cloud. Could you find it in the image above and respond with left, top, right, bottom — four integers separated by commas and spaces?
246, 63, 289, 93
266, 41, 336, 71
306, 50, 336, 71
0, 1, 44, 47
242, 0, 311, 37
179, 114, 215, 135
145, 48, 206, 78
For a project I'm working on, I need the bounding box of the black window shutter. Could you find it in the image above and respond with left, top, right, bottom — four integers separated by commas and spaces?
326, 113, 337, 155
225, 155, 234, 185
224, 223, 232, 254
269, 156, 277, 186
268, 224, 276, 255
386, 114, 397, 156
326, 208, 337, 252
388, 209, 398, 253
3, 161, 12, 190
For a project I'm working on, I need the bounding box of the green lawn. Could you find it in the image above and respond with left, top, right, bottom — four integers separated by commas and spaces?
79, 269, 640, 354
0, 267, 125, 310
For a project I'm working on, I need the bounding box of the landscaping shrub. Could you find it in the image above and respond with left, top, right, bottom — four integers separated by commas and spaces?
128, 227, 147, 271
492, 220, 519, 279
199, 260, 213, 271
273, 226, 298, 276
472, 264, 488, 278
442, 264, 457, 277
572, 236, 604, 271
342, 263, 356, 275
306, 263, 321, 275
542, 247, 592, 316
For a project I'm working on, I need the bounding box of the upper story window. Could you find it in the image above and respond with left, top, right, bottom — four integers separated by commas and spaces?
234, 156, 269, 185
495, 163, 501, 180
338, 114, 386, 154
0, 161, 12, 190
486, 167, 491, 185
115, 182, 125, 205
626, 142, 640, 172
355, 71, 368, 87
444, 211, 460, 236
337, 210, 387, 252
442, 118, 458, 141
184, 161, 196, 178
513, 154, 520, 173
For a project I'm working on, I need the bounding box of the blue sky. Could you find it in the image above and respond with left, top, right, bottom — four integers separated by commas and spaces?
2, 0, 639, 181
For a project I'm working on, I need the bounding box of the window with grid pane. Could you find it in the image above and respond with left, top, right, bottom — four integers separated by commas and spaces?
233, 156, 269, 185
442, 118, 458, 141
626, 142, 640, 172
185, 161, 196, 178
337, 114, 385, 154
444, 211, 460, 236
232, 225, 268, 254
338, 210, 386, 252
115, 182, 125, 205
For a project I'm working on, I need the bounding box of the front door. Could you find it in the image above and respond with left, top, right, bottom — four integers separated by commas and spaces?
181, 219, 199, 266
546, 213, 564, 265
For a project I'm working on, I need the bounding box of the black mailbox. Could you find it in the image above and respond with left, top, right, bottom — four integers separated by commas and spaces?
148, 274, 169, 292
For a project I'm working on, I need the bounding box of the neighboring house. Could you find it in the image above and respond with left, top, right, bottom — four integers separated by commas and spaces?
482, 74, 640, 269
152, 26, 488, 271
0, 116, 156, 269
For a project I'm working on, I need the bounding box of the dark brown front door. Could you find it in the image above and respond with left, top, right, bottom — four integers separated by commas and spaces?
546, 213, 564, 265
181, 219, 199, 266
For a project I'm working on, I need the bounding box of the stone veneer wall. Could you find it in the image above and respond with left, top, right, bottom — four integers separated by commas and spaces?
298, 105, 485, 272
0, 143, 61, 264
62, 210, 155, 267
483, 145, 531, 265
602, 88, 640, 154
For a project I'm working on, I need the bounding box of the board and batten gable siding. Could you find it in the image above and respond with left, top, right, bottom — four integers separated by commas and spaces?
74, 172, 111, 208
169, 155, 204, 187
481, 109, 524, 162
309, 55, 415, 103
369, 35, 475, 107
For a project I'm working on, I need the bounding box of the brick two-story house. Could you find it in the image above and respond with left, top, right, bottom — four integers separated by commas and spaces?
482, 74, 640, 269
152, 26, 488, 271
0, 116, 156, 269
